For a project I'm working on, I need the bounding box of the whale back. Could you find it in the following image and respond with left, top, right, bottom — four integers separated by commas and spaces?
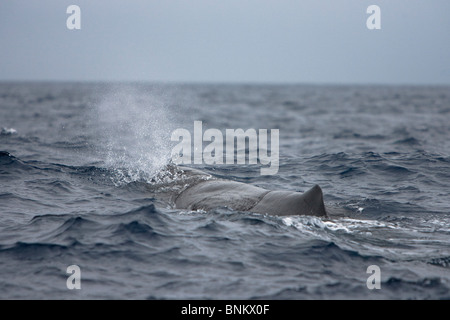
250, 185, 327, 217
175, 180, 269, 212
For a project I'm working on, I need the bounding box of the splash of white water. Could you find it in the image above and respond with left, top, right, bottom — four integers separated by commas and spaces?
92, 85, 173, 185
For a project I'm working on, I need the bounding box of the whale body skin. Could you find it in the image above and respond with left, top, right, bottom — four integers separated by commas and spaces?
173, 167, 327, 217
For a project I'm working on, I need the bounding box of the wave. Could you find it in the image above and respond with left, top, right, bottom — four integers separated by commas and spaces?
0, 204, 169, 251
0, 151, 33, 173
0, 127, 17, 135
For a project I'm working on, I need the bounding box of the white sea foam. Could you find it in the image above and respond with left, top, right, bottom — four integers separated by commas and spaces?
1, 127, 17, 135
282, 216, 400, 235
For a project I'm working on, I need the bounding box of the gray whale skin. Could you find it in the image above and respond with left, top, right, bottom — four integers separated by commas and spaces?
173, 167, 328, 217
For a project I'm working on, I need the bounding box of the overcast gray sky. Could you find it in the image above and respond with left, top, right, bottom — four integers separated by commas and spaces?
0, 0, 449, 84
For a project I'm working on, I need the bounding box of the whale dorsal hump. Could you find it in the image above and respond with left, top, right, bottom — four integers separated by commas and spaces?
250, 185, 327, 217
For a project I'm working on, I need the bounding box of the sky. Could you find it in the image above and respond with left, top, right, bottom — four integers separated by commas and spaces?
0, 0, 449, 84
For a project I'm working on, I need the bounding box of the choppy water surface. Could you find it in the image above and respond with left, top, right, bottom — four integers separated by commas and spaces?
0, 82, 449, 299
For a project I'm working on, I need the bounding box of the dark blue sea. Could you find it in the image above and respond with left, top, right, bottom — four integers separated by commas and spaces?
1, 82, 449, 299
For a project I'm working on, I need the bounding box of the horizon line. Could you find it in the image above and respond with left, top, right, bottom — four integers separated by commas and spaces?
1, 79, 450, 87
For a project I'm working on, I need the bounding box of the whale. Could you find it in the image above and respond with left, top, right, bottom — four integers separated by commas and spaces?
155, 166, 328, 217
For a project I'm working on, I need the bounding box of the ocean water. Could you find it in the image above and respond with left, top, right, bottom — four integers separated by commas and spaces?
0, 82, 449, 299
